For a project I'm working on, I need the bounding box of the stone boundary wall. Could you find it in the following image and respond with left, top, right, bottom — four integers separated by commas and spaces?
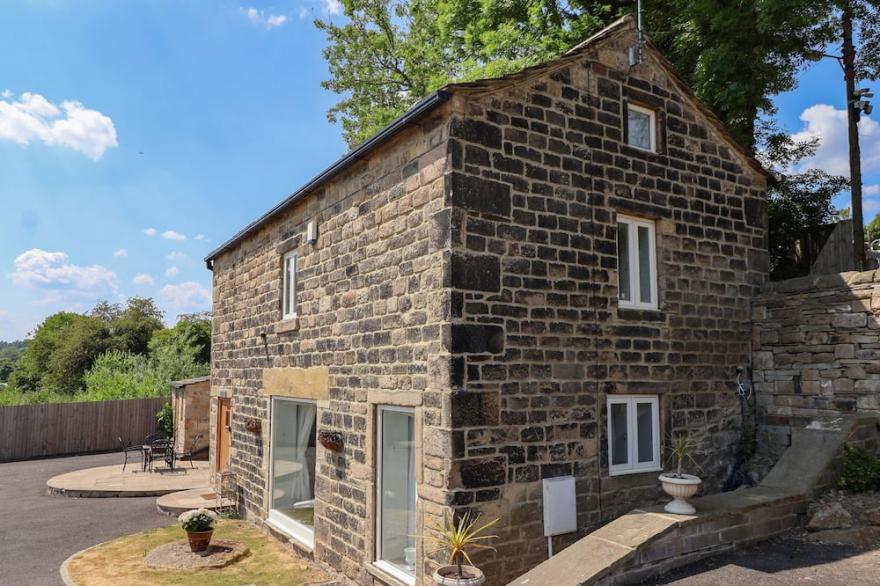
752, 269, 880, 427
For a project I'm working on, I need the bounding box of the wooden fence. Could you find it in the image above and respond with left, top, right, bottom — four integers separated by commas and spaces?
0, 396, 169, 462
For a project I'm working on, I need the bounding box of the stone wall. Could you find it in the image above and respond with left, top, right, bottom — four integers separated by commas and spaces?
210, 109, 455, 584
753, 269, 880, 427
441, 25, 768, 584
172, 377, 210, 456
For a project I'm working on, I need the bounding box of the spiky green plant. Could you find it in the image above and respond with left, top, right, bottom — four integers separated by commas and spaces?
665, 435, 702, 478
425, 511, 498, 579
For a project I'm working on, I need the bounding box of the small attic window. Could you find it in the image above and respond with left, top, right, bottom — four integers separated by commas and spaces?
626, 103, 656, 152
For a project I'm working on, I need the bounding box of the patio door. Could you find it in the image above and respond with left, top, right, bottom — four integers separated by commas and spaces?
216, 398, 231, 472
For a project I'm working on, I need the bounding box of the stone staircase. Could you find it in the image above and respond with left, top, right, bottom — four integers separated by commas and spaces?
508, 415, 878, 586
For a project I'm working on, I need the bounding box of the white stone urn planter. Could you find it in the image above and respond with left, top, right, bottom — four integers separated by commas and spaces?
432, 565, 486, 586
659, 473, 701, 514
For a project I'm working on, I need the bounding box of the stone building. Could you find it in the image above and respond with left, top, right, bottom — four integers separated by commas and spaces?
205, 16, 770, 586
170, 375, 210, 457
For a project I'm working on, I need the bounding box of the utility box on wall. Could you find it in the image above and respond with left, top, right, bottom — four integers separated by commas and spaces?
542, 475, 577, 537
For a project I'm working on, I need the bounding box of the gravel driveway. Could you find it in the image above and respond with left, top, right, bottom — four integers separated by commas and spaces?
0, 452, 173, 586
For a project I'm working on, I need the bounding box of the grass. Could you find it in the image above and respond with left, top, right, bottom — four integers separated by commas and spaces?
67, 519, 328, 586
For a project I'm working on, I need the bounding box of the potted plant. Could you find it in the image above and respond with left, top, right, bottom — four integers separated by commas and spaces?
426, 511, 498, 586
178, 508, 219, 552
659, 435, 702, 515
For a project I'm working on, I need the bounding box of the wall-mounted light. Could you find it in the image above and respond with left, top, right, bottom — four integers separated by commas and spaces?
306, 220, 318, 245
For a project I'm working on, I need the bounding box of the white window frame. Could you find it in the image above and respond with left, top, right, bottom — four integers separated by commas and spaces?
607, 395, 661, 476
282, 251, 297, 319
626, 103, 657, 152
617, 215, 658, 310
374, 405, 417, 586
266, 396, 316, 548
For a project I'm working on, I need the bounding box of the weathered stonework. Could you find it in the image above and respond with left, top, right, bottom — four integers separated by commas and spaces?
208, 17, 768, 586
753, 269, 880, 426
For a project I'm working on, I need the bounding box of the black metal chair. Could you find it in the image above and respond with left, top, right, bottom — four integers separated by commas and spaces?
118, 437, 143, 472
145, 434, 172, 472
175, 433, 203, 469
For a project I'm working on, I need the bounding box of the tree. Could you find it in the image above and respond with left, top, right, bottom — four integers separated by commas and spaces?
149, 314, 211, 365
758, 127, 850, 279
865, 213, 880, 243
315, 0, 869, 151
9, 312, 109, 392
108, 297, 165, 355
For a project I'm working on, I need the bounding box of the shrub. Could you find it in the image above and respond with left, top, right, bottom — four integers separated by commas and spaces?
837, 444, 880, 493
156, 402, 173, 439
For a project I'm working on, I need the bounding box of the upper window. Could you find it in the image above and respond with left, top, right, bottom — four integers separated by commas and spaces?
268, 397, 317, 546
607, 395, 660, 476
626, 103, 656, 152
617, 215, 657, 309
282, 251, 297, 319
375, 406, 417, 585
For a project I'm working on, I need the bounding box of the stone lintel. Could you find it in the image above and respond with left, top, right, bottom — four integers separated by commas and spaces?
262, 367, 329, 401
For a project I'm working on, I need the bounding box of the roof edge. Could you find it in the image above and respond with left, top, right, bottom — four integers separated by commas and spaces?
205, 89, 453, 265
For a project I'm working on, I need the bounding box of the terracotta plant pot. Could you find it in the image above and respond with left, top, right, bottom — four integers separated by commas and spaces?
433, 565, 486, 586
659, 473, 702, 515
186, 529, 214, 552
318, 429, 344, 452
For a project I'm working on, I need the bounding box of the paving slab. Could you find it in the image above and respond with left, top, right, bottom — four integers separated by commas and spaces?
156, 486, 234, 515
47, 461, 211, 497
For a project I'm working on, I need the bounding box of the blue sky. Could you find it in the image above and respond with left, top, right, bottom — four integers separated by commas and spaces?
0, 1, 877, 341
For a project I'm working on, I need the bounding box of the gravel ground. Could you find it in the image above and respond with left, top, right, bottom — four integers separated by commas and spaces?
0, 452, 172, 586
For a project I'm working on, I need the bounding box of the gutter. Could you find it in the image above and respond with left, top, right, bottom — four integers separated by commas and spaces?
204, 89, 453, 270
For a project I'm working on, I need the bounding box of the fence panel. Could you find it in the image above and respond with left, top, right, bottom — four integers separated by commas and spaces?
0, 396, 169, 462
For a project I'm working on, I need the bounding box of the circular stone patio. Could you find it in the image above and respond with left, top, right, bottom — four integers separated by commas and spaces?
145, 539, 249, 570
156, 487, 235, 515
47, 462, 212, 497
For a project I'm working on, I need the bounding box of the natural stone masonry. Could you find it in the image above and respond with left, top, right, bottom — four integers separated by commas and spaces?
509, 415, 878, 586
207, 17, 769, 586
753, 269, 880, 427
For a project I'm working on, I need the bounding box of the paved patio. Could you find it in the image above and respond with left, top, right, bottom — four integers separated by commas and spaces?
47, 461, 211, 497
156, 486, 234, 514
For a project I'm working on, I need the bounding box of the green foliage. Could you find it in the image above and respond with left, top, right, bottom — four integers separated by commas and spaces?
837, 444, 880, 493
865, 213, 880, 244
93, 297, 165, 355
10, 312, 110, 393
0, 340, 26, 383
149, 315, 211, 365
0, 387, 78, 407
758, 126, 850, 280
314, 1, 879, 151
156, 402, 174, 439
178, 508, 218, 532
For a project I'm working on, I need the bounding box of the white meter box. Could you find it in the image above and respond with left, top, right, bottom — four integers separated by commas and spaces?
542, 475, 577, 537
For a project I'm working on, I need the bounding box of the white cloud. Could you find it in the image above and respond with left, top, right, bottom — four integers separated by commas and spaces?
161, 230, 186, 241
866, 184, 879, 195
113, 248, 127, 258
242, 7, 289, 27
166, 251, 186, 262
165, 266, 179, 278
132, 273, 154, 286
0, 91, 117, 160
9, 249, 118, 294
161, 281, 211, 309
194, 233, 207, 241
791, 105, 880, 176
323, 0, 342, 16
143, 227, 157, 237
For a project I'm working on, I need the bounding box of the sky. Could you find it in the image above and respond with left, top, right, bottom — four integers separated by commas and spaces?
0, 1, 877, 341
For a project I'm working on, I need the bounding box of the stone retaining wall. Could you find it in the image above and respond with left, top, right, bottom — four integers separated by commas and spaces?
752, 270, 880, 428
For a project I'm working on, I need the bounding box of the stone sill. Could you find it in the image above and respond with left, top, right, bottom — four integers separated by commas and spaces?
275, 317, 299, 334
617, 307, 666, 322
366, 562, 413, 586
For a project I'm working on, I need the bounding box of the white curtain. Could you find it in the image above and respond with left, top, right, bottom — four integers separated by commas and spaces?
291, 404, 316, 503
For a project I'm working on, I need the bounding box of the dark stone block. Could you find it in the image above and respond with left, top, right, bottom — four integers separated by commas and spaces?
451, 324, 504, 354
451, 390, 500, 427
447, 172, 511, 217
449, 118, 502, 149
456, 457, 507, 488
451, 252, 500, 292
